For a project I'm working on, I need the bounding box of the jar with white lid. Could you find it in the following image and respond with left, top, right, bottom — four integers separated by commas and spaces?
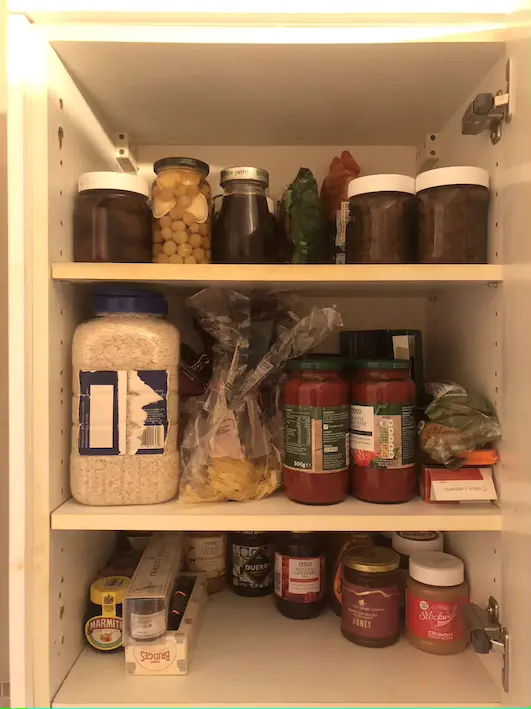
416, 166, 490, 264
393, 532, 444, 617
406, 551, 469, 655
74, 172, 152, 263
71, 287, 180, 506
346, 174, 417, 264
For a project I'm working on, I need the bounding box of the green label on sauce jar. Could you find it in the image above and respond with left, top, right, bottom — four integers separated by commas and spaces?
284, 404, 349, 474
350, 403, 415, 468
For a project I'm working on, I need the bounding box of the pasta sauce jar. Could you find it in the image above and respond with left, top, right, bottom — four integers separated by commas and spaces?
407, 551, 469, 655
274, 532, 327, 620
283, 358, 349, 505
350, 360, 416, 503
342, 546, 401, 647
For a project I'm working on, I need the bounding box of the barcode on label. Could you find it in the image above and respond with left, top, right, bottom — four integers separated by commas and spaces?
140, 425, 164, 449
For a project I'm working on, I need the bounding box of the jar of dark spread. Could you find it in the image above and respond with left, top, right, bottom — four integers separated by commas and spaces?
328, 532, 373, 616
84, 575, 131, 652
342, 546, 400, 648
350, 360, 417, 503
407, 551, 469, 655
274, 532, 326, 620
346, 174, 416, 264
228, 531, 273, 597
283, 358, 349, 505
416, 167, 489, 264
74, 172, 152, 263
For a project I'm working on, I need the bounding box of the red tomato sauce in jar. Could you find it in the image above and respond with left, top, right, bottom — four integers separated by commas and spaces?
350, 360, 417, 503
283, 358, 349, 505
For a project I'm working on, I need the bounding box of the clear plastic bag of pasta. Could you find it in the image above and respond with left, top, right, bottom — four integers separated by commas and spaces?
179, 288, 342, 503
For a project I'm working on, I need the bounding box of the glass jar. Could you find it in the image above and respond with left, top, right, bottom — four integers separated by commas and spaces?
227, 531, 273, 597
328, 532, 373, 616
71, 288, 180, 506
392, 532, 444, 619
416, 167, 489, 264
212, 166, 276, 264
274, 532, 327, 620
407, 551, 469, 655
151, 157, 211, 264
185, 532, 226, 594
346, 174, 417, 264
74, 172, 152, 263
350, 360, 417, 504
342, 546, 401, 647
283, 358, 349, 505
84, 576, 131, 652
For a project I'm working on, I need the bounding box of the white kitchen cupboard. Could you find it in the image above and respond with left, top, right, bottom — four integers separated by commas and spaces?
7, 5, 531, 708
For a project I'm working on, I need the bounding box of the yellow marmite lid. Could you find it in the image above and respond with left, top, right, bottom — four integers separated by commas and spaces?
90, 575, 131, 607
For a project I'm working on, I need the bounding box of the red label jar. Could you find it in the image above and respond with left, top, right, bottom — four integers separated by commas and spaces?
406, 551, 469, 655
341, 546, 401, 647
283, 358, 349, 505
274, 532, 326, 620
350, 359, 417, 503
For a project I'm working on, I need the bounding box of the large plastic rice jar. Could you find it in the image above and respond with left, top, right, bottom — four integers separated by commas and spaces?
71, 288, 180, 505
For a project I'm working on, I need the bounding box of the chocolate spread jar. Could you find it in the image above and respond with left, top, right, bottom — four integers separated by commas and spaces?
406, 551, 469, 655
341, 546, 400, 647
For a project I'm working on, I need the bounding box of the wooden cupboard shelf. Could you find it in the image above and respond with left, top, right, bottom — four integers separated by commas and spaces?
51, 495, 502, 532
51, 263, 504, 295
52, 591, 500, 709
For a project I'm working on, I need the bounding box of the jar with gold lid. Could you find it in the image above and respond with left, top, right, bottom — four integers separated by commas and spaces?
341, 546, 401, 647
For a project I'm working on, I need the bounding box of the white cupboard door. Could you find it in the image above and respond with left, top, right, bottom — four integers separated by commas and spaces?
501, 10, 531, 707
7, 14, 51, 709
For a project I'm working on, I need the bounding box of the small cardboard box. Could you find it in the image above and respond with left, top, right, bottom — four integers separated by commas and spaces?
421, 465, 498, 504
125, 573, 208, 676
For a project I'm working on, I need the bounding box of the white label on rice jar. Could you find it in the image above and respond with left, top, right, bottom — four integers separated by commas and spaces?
78, 370, 169, 456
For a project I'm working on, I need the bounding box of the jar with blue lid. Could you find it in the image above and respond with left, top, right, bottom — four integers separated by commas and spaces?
71, 287, 180, 506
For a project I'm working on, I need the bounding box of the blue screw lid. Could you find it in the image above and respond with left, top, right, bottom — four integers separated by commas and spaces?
92, 287, 168, 316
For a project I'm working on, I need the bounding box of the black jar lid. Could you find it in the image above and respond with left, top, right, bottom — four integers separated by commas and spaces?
153, 157, 210, 177
344, 546, 399, 573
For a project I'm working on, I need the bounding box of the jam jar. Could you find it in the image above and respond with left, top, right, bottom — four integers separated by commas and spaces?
151, 157, 211, 264
274, 532, 327, 620
283, 358, 349, 505
342, 546, 400, 648
74, 172, 152, 263
212, 166, 276, 264
350, 360, 417, 503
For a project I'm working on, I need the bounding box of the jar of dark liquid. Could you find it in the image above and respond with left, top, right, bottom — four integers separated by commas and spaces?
74, 172, 152, 263
212, 166, 276, 264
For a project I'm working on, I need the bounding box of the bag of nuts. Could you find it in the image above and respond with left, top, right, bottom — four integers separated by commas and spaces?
151, 157, 212, 265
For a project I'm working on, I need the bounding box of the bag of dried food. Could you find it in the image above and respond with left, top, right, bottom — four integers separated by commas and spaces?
179, 289, 342, 503
279, 168, 326, 264
320, 151, 361, 264
419, 381, 501, 467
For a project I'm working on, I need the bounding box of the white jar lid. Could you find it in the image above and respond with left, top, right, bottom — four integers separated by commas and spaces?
392, 531, 443, 557
348, 174, 416, 198
416, 166, 489, 192
78, 171, 150, 198
409, 551, 464, 587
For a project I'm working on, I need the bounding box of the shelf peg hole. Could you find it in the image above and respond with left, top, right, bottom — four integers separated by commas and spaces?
59, 98, 63, 110
57, 126, 64, 150
59, 605, 65, 619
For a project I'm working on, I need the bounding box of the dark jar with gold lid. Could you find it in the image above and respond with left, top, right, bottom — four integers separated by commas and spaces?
341, 546, 401, 648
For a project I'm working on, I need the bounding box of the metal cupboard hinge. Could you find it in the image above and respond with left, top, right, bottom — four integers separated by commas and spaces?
462, 595, 510, 693
115, 132, 138, 173
416, 133, 439, 174
461, 59, 513, 145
